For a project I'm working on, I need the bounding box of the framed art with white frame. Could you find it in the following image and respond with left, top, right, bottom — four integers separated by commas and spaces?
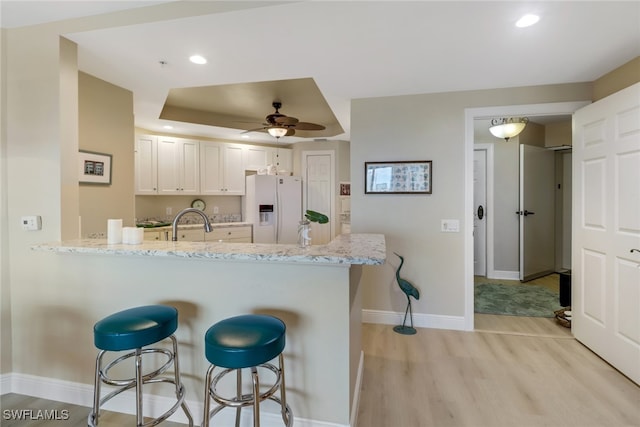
79, 150, 112, 185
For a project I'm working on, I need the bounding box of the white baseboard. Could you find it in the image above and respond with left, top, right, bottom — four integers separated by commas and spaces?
488, 270, 520, 281
362, 309, 466, 331
1, 373, 351, 427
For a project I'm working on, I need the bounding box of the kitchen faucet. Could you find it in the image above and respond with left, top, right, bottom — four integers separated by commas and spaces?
172, 207, 213, 241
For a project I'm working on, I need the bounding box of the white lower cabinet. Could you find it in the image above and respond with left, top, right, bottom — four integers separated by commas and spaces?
205, 226, 252, 243
176, 228, 205, 241
143, 230, 164, 241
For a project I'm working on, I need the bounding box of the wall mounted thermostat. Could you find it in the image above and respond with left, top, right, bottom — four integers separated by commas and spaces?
21, 215, 42, 231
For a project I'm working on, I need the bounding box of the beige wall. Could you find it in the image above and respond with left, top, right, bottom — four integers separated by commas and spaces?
351, 83, 592, 318
519, 121, 545, 147
545, 121, 572, 148
79, 72, 135, 236
1, 27, 11, 374
593, 56, 640, 101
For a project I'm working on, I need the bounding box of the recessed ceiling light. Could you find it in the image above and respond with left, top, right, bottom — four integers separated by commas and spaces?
516, 14, 540, 28
241, 135, 250, 139
163, 125, 173, 129
189, 55, 207, 65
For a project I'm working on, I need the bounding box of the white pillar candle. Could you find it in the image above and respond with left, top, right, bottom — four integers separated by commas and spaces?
107, 219, 123, 244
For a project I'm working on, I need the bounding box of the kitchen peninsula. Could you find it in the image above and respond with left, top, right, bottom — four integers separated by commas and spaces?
33, 233, 385, 427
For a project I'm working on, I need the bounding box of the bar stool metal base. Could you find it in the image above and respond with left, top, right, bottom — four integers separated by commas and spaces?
88, 335, 193, 427
203, 353, 292, 427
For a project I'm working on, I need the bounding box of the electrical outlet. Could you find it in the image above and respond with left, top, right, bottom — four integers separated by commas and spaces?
441, 219, 459, 232
166, 207, 172, 215
213, 206, 219, 214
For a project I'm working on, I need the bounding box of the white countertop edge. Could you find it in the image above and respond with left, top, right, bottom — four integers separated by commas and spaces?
32, 233, 386, 266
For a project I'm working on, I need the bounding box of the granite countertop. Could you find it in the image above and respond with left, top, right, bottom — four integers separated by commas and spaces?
33, 233, 386, 266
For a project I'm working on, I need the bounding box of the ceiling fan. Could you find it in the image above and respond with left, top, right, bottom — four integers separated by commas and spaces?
243, 102, 326, 138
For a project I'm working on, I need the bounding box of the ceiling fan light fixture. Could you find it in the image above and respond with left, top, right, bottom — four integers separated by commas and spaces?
489, 117, 528, 141
267, 127, 288, 138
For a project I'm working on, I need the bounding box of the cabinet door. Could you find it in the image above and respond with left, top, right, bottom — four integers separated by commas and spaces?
143, 230, 163, 241
179, 139, 200, 194
157, 137, 200, 194
135, 135, 158, 194
157, 137, 182, 194
272, 148, 293, 172
200, 142, 224, 195
244, 145, 271, 171
176, 228, 204, 242
222, 144, 246, 195
205, 226, 252, 242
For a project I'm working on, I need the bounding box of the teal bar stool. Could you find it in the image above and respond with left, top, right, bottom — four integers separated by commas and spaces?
202, 315, 292, 427
88, 305, 194, 427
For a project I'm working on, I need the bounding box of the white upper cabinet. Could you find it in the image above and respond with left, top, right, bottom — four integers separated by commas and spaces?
244, 146, 293, 172
135, 135, 290, 196
135, 135, 158, 194
157, 136, 200, 195
271, 148, 293, 172
244, 145, 272, 171
200, 142, 245, 195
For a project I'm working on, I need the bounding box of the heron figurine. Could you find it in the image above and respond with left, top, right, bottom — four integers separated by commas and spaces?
393, 252, 420, 335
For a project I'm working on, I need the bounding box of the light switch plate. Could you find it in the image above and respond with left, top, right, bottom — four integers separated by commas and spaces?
21, 215, 42, 231
441, 219, 459, 232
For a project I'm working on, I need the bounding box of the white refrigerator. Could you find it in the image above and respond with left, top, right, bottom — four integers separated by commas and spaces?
244, 175, 303, 244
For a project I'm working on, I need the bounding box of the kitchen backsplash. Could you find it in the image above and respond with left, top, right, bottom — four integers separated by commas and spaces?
135, 195, 242, 223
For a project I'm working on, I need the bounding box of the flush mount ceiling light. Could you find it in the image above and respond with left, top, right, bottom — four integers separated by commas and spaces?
489, 117, 529, 141
516, 14, 540, 28
267, 127, 288, 139
189, 55, 207, 65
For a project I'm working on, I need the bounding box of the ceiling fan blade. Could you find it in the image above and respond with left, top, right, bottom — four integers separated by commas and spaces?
294, 122, 326, 131
285, 128, 296, 136
241, 127, 267, 134
275, 116, 299, 125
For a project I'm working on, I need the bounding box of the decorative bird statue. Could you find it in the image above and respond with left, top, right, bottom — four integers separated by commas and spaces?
393, 252, 420, 335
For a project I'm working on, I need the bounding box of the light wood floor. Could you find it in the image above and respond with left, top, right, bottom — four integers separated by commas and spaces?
3, 318, 638, 427
357, 323, 639, 427
0, 393, 185, 427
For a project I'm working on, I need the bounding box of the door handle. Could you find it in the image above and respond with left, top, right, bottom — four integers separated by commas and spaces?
477, 205, 484, 220
515, 210, 535, 216
631, 249, 640, 253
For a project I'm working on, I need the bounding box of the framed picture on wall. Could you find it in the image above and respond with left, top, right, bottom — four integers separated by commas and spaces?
79, 150, 112, 185
365, 160, 432, 194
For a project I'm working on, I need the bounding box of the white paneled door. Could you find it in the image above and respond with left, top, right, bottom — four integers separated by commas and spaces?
572, 82, 640, 385
473, 149, 487, 276
519, 144, 556, 281
303, 151, 334, 245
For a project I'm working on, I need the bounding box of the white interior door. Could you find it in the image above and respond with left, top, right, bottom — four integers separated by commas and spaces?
573, 82, 640, 385
474, 149, 487, 276
303, 151, 334, 244
519, 144, 556, 281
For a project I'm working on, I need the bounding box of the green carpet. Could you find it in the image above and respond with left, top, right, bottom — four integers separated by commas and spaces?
474, 283, 561, 317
